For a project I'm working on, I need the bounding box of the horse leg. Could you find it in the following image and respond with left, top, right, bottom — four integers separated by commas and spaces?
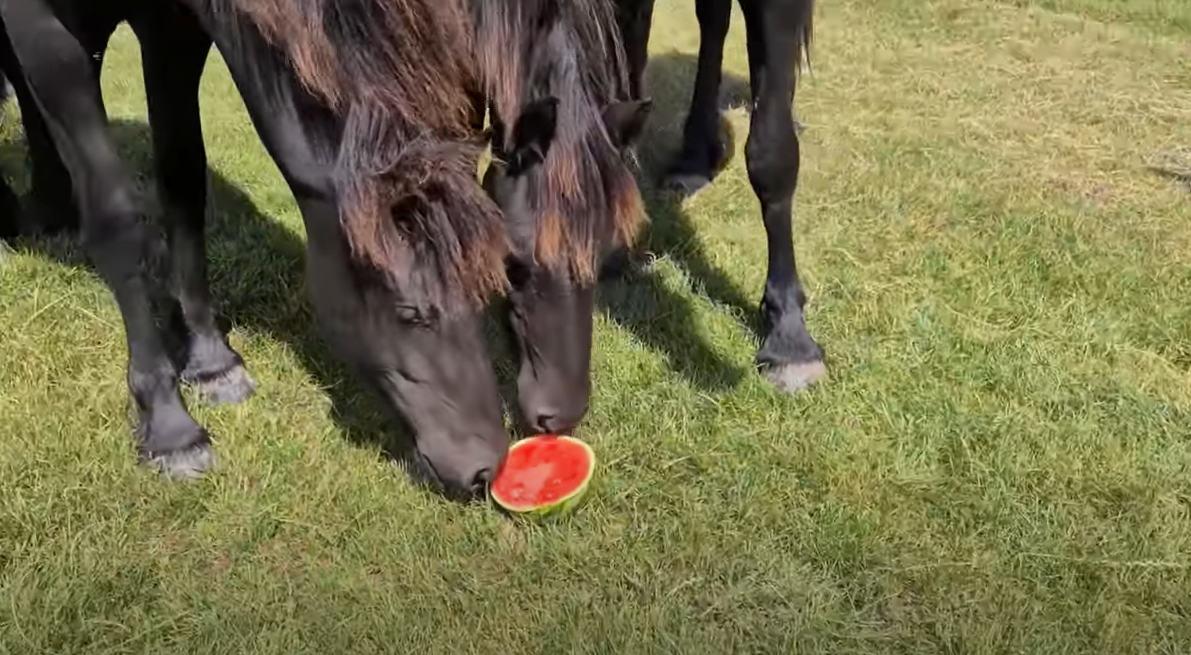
0, 21, 60, 237
660, 0, 732, 195
0, 0, 214, 476
0, 8, 103, 236
737, 0, 824, 393
0, 174, 17, 241
133, 7, 256, 405
21, 70, 78, 235
614, 0, 656, 100
595, 0, 656, 281
23, 46, 82, 235
0, 31, 20, 239
0, 41, 17, 241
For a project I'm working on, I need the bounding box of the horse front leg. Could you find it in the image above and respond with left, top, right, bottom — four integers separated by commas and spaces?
133, 4, 257, 405
0, 0, 215, 477
738, 0, 825, 393
0, 58, 12, 239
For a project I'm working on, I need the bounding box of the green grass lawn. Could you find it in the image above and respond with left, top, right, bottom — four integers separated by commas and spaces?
2, 0, 1191, 652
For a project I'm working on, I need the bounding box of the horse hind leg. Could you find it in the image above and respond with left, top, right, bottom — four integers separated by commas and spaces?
614, 0, 656, 101
0, 23, 59, 239
20, 46, 82, 237
0, 174, 18, 242
661, 0, 732, 196
133, 7, 256, 405
0, 106, 12, 244
1, 0, 214, 477
739, 0, 826, 393
22, 67, 80, 235
0, 29, 18, 240
0, 64, 17, 241
0, 9, 88, 237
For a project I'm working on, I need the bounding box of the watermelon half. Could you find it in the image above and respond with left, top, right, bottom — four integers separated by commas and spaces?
489, 435, 595, 516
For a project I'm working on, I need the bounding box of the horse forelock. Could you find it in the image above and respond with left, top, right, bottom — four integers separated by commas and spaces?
220, 0, 508, 312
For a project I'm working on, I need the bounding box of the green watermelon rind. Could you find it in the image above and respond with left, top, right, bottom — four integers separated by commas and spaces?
489, 435, 595, 517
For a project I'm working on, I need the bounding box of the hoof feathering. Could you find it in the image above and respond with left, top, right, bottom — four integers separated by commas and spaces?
185, 364, 257, 405
762, 360, 828, 394
144, 442, 217, 481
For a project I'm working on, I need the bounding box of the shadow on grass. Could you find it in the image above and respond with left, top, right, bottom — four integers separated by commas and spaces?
0, 119, 433, 473
1145, 148, 1191, 195
595, 51, 757, 391
0, 50, 764, 462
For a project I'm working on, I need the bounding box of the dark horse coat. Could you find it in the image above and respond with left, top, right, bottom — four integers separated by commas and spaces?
611, 0, 827, 394
0, 0, 647, 499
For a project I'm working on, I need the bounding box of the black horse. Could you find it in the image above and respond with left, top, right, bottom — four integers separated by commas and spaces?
472, 0, 653, 435
0, 0, 646, 499
612, 0, 827, 394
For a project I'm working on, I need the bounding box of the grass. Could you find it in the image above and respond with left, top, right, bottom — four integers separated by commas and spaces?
2, 0, 1190, 652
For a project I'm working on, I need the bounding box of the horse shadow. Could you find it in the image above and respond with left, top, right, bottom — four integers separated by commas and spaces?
596, 51, 758, 392
1146, 148, 1191, 195
0, 49, 761, 469
0, 118, 442, 473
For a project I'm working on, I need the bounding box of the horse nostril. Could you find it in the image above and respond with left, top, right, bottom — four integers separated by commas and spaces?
534, 413, 557, 434
470, 467, 493, 497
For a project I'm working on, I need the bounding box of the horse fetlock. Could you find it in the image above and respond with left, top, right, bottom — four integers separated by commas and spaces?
180, 336, 257, 405
755, 295, 825, 389
756, 309, 826, 394
666, 119, 729, 193
183, 361, 257, 405
0, 185, 19, 239
142, 441, 217, 481
133, 393, 209, 451
135, 403, 215, 480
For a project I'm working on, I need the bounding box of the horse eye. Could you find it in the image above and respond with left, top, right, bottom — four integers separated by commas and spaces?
394, 305, 428, 326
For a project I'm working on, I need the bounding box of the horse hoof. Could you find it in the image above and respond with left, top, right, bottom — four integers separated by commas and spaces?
762, 360, 828, 394
144, 442, 217, 481
661, 173, 712, 197
185, 364, 257, 405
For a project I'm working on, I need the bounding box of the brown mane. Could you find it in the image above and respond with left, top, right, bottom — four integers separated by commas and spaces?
216, 0, 508, 312
473, 0, 647, 282
214, 0, 642, 305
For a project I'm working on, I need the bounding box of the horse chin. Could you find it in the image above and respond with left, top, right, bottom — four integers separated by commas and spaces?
515, 358, 591, 437
371, 366, 507, 500
410, 429, 506, 502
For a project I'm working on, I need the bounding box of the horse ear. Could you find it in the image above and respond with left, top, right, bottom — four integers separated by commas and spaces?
601, 98, 653, 148
509, 96, 559, 170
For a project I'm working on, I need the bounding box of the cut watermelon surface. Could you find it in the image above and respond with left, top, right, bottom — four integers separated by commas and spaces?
489, 435, 594, 515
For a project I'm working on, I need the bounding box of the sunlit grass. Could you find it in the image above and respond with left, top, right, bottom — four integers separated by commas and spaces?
1, 0, 1189, 652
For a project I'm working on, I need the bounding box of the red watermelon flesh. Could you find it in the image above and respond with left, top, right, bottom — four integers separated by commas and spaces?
490, 436, 593, 512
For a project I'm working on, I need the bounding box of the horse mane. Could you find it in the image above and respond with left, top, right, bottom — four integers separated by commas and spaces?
215, 0, 509, 313
473, 0, 646, 283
